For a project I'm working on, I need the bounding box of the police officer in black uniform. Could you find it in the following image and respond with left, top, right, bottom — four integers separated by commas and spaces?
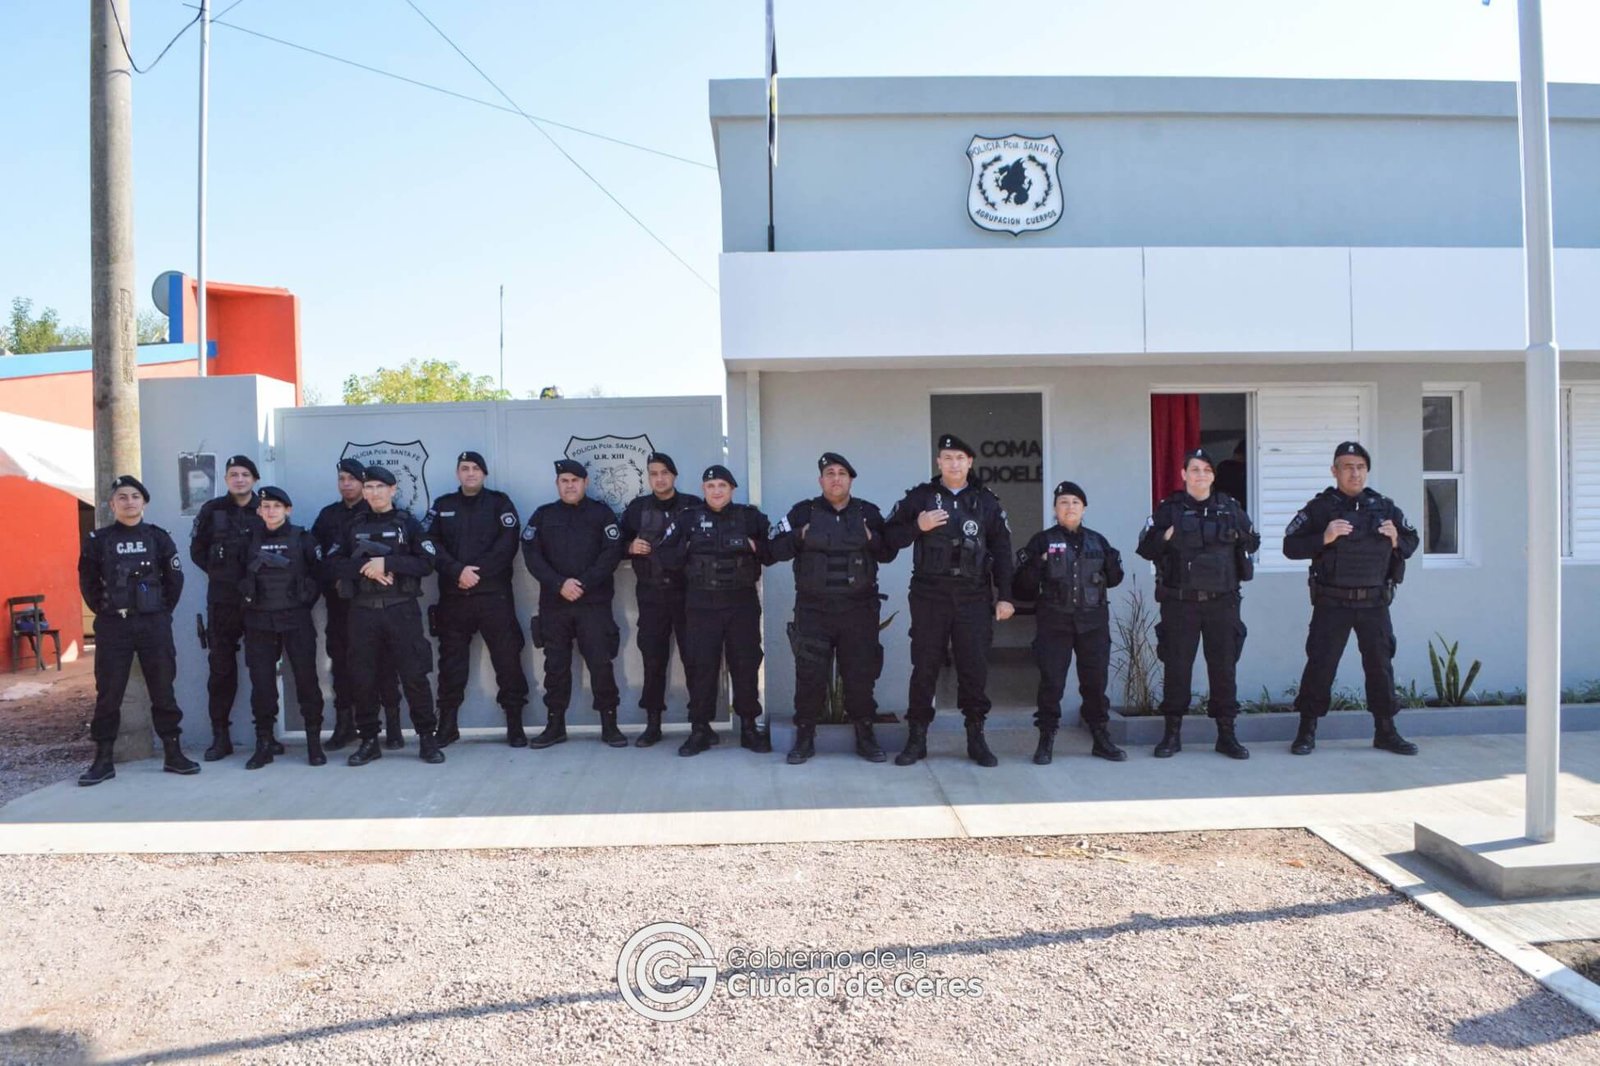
327, 466, 445, 766
312, 458, 404, 751
520, 459, 626, 748
656, 464, 773, 757
1136, 447, 1260, 760
189, 454, 267, 761
423, 450, 530, 747
884, 433, 1015, 768
768, 452, 897, 764
1012, 480, 1128, 765
618, 452, 700, 747
1284, 441, 1421, 756
76, 476, 200, 785
239, 486, 326, 769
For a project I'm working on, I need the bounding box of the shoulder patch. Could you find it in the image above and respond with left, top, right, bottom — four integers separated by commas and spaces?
605, 523, 620, 540
421, 540, 437, 555
522, 525, 536, 541
1286, 511, 1308, 536
501, 512, 517, 527
169, 555, 182, 570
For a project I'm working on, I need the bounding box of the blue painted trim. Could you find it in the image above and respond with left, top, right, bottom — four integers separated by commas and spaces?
0, 342, 215, 380
167, 272, 185, 343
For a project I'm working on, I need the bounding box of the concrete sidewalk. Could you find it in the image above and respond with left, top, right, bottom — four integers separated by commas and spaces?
3, 728, 1598, 856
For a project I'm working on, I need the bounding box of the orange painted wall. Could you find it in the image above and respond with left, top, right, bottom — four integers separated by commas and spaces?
0, 361, 197, 428
179, 279, 302, 402
0, 478, 85, 670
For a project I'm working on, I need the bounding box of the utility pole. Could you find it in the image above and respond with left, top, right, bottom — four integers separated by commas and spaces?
196, 0, 210, 375
91, 0, 140, 526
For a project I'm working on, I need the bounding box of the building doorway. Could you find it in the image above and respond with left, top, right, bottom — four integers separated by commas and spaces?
1150, 393, 1250, 508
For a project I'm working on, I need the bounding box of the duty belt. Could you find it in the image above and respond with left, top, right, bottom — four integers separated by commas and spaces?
1165, 587, 1232, 603
1313, 583, 1385, 602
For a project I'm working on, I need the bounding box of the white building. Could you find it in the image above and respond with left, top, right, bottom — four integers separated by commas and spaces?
711, 76, 1600, 715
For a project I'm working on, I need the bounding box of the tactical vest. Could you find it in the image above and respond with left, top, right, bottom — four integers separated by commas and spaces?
633, 497, 691, 588
913, 492, 988, 582
242, 527, 317, 612
206, 501, 256, 578
1316, 495, 1395, 590
685, 508, 758, 592
348, 512, 422, 601
793, 500, 874, 596
1166, 500, 1242, 594
98, 531, 167, 615
1041, 530, 1109, 611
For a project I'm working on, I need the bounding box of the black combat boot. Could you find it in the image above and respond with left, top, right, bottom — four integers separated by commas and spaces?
162, 736, 200, 775
965, 719, 999, 768
678, 723, 715, 757
787, 724, 816, 765
894, 722, 929, 766
739, 716, 772, 753
1373, 717, 1419, 755
347, 736, 383, 767
529, 710, 568, 749
1089, 725, 1128, 762
383, 706, 406, 750
325, 706, 356, 752
1214, 719, 1251, 760
854, 720, 886, 763
1153, 716, 1183, 758
435, 706, 461, 747
599, 710, 630, 748
635, 711, 664, 748
245, 733, 276, 770
203, 729, 234, 761
305, 719, 327, 766
1032, 728, 1056, 766
505, 708, 528, 748
418, 732, 446, 764
78, 740, 116, 787
268, 735, 286, 756
1290, 714, 1318, 756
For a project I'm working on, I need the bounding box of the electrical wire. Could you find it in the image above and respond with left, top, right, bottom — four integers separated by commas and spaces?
399, 0, 717, 293
107, 2, 199, 74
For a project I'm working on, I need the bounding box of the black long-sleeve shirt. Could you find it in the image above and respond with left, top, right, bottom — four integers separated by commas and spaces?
423, 488, 522, 597
79, 520, 184, 617
520, 495, 625, 608
883, 477, 1014, 599
188, 493, 263, 604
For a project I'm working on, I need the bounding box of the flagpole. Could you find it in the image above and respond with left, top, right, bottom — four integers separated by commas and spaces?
765, 0, 777, 252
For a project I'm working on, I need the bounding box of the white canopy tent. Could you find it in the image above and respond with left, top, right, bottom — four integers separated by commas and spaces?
0, 411, 95, 504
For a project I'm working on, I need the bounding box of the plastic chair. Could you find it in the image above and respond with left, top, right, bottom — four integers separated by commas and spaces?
8, 595, 62, 672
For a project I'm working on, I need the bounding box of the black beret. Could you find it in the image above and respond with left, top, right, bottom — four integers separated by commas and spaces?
554, 459, 588, 479
258, 485, 293, 507
363, 465, 397, 486
109, 474, 149, 502
646, 452, 677, 476
1333, 440, 1372, 468
457, 450, 488, 475
1183, 448, 1215, 471
818, 451, 857, 478
936, 433, 975, 458
702, 463, 738, 488
1053, 480, 1088, 505
337, 458, 366, 479
224, 454, 260, 479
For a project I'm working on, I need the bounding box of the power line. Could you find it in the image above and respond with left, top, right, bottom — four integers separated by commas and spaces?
199, 16, 715, 171
399, 0, 717, 294
107, 2, 199, 74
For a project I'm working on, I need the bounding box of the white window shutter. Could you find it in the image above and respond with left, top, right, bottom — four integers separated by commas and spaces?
1568, 385, 1600, 560
1255, 386, 1367, 568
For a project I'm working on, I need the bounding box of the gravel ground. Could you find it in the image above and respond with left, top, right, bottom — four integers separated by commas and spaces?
0, 664, 93, 807
1, 830, 1596, 1065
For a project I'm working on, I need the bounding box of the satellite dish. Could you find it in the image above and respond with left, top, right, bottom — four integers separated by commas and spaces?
151, 270, 185, 316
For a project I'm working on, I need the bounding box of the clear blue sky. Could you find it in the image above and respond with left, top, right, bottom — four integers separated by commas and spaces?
3, 1, 1597, 402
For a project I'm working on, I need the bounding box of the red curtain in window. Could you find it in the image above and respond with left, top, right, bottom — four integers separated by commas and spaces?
1151, 393, 1201, 508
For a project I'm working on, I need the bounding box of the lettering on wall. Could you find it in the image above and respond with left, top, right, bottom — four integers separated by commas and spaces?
976, 438, 1042, 484
340, 440, 431, 517
967, 134, 1064, 235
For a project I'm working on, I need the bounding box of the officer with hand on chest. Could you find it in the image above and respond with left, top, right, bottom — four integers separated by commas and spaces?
423, 450, 530, 748
768, 452, 897, 765
189, 455, 266, 762
655, 464, 773, 758
76, 476, 200, 785
1137, 448, 1261, 760
1284, 441, 1421, 756
618, 452, 700, 747
883, 433, 1015, 768
327, 466, 445, 767
239, 486, 326, 769
520, 460, 627, 749
1012, 480, 1127, 765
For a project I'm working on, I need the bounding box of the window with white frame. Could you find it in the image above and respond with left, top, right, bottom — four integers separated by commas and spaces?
1422, 392, 1465, 558
1563, 384, 1600, 560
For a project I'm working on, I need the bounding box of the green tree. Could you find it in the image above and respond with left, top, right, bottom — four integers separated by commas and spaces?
2, 297, 166, 352
342, 358, 511, 405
